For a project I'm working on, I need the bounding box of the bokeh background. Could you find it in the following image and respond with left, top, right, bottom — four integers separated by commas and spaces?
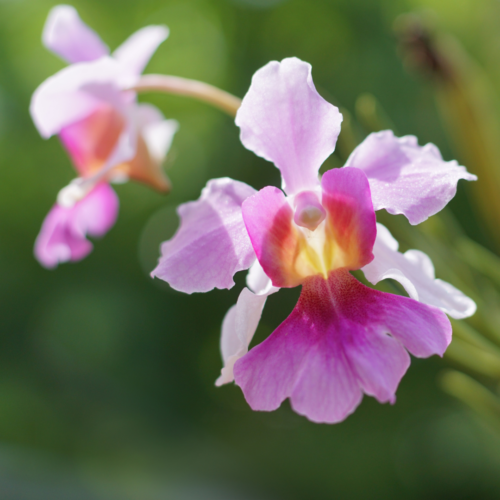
2, 0, 500, 498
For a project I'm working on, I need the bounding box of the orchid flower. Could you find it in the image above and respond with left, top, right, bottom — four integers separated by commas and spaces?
31, 5, 178, 268
152, 58, 477, 424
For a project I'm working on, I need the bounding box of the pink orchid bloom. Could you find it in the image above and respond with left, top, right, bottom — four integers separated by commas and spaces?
31, 5, 178, 268
34, 183, 118, 268
152, 58, 477, 423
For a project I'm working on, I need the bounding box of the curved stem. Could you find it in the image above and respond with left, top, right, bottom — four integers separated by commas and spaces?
132, 75, 242, 117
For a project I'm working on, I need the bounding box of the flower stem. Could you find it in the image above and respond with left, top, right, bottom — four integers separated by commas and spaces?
133, 75, 242, 117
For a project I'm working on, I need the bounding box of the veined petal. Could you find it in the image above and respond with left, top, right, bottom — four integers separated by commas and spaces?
30, 57, 134, 139
113, 25, 169, 77
321, 167, 376, 271
363, 223, 477, 319
234, 269, 451, 423
34, 183, 118, 269
151, 178, 257, 293
242, 168, 375, 288
242, 186, 312, 288
42, 5, 109, 63
236, 57, 342, 195
344, 130, 477, 225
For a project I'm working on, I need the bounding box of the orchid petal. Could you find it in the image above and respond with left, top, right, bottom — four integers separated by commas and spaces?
103, 117, 137, 175
344, 130, 477, 225
109, 103, 178, 191
136, 103, 178, 163
113, 25, 169, 77
234, 269, 450, 423
72, 184, 119, 237
42, 5, 109, 64
217, 261, 279, 386
363, 223, 477, 319
216, 289, 267, 387
58, 101, 169, 188
216, 283, 279, 386
321, 167, 376, 270
59, 103, 127, 177
35, 183, 118, 269
246, 259, 277, 295
242, 186, 308, 288
235, 57, 342, 195
151, 178, 257, 293
30, 57, 134, 139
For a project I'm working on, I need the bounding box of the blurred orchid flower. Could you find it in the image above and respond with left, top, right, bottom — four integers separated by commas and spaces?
31, 5, 178, 268
152, 58, 476, 423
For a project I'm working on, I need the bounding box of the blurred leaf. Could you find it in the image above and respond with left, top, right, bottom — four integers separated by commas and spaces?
440, 370, 500, 433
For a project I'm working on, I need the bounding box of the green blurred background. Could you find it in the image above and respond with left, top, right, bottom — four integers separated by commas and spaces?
2, 0, 500, 498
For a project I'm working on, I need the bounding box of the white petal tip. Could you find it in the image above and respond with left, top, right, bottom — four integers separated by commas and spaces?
447, 300, 477, 320
215, 369, 234, 387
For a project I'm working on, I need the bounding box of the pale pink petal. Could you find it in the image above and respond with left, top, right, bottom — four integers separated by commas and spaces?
363, 223, 476, 319
34, 183, 118, 269
136, 103, 178, 163
30, 57, 135, 139
113, 25, 169, 76
42, 5, 109, 63
72, 183, 119, 237
344, 130, 477, 225
217, 297, 253, 387
151, 178, 257, 293
235, 57, 342, 195
215, 261, 279, 386
216, 284, 279, 387
135, 102, 164, 127
34, 204, 90, 268
234, 269, 451, 423
215, 260, 279, 386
